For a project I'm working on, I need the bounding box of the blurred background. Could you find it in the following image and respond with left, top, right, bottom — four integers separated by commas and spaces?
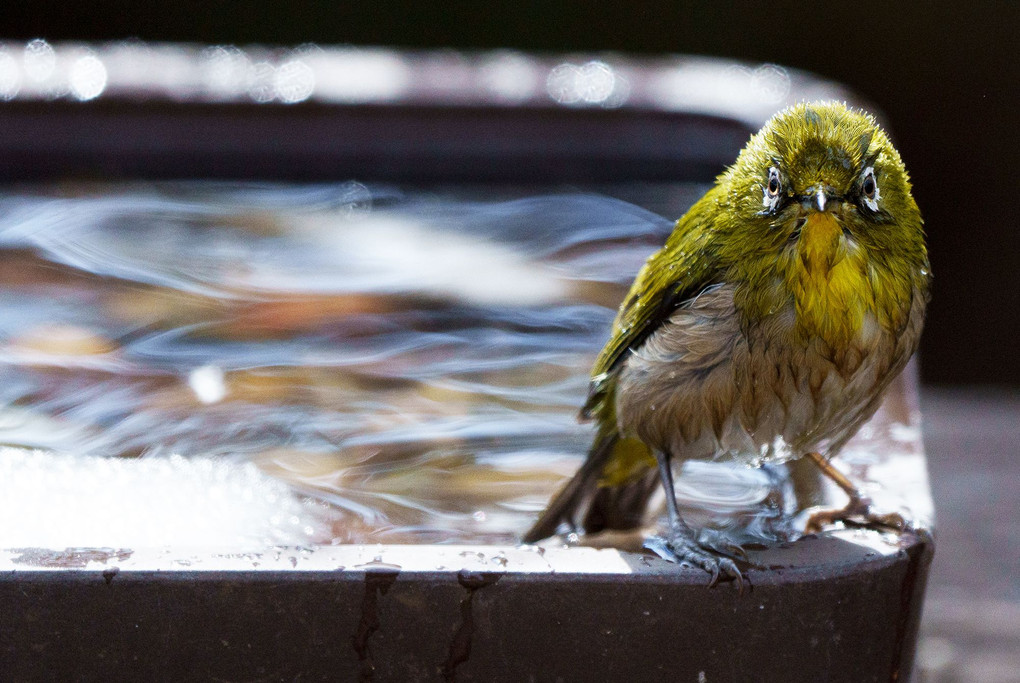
1, 2, 1017, 680
3, 1, 1017, 388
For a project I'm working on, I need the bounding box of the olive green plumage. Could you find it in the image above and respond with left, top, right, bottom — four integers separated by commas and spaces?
524, 101, 930, 547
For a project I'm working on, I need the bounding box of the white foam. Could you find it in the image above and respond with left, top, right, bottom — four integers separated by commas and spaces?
0, 447, 329, 550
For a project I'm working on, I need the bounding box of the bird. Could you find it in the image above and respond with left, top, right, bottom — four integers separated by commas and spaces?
523, 101, 931, 587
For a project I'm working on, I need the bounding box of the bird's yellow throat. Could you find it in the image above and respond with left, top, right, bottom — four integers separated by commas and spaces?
798, 211, 843, 275
791, 211, 873, 347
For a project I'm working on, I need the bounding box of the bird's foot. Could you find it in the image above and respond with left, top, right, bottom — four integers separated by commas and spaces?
697, 528, 749, 561
804, 494, 908, 534
644, 524, 745, 592
802, 452, 911, 535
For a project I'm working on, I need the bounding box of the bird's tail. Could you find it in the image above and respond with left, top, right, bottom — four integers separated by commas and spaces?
522, 429, 658, 543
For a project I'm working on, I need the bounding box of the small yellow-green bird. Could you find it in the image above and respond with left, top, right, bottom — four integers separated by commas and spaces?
523, 101, 930, 586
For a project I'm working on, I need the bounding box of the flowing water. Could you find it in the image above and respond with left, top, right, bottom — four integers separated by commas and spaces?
0, 182, 680, 546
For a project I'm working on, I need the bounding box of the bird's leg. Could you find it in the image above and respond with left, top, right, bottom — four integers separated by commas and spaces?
803, 452, 907, 533
644, 451, 744, 590
658, 451, 686, 532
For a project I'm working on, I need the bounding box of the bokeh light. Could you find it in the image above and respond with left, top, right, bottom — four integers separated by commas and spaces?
273, 58, 315, 104
200, 44, 252, 100
310, 48, 411, 103
0, 49, 20, 100
546, 60, 629, 107
0, 40, 834, 125
478, 51, 539, 103
22, 38, 56, 84
247, 60, 277, 103
69, 53, 107, 101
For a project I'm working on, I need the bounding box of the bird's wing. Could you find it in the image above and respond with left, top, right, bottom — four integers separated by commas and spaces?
581, 187, 725, 420
526, 188, 727, 542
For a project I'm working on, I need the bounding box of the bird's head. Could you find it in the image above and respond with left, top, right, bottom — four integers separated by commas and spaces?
716, 101, 929, 339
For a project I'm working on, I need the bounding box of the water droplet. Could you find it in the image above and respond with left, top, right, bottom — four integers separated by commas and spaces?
188, 364, 227, 404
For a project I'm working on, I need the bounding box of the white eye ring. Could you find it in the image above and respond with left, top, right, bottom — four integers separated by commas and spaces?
862, 166, 880, 211
762, 167, 782, 210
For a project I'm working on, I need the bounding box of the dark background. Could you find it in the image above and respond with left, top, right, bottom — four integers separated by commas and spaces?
3, 1, 1018, 387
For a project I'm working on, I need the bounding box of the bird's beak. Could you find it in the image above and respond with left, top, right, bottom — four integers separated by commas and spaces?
796, 186, 846, 274
801, 185, 840, 214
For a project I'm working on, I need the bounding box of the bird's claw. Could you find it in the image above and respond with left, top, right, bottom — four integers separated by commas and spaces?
644, 526, 745, 593
698, 528, 749, 561
805, 495, 909, 534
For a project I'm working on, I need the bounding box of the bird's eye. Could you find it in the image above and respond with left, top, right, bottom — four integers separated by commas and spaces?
861, 166, 880, 211
767, 168, 782, 197
760, 167, 784, 215
862, 168, 877, 198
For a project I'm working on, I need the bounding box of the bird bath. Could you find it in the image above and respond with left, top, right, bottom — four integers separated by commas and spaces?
0, 43, 931, 682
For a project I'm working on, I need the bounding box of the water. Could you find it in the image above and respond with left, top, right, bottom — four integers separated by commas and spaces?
0, 181, 690, 546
